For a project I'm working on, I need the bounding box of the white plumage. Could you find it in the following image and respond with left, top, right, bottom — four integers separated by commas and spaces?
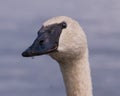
44, 16, 93, 96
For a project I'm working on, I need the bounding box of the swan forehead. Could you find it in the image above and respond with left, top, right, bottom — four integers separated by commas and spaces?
43, 16, 72, 26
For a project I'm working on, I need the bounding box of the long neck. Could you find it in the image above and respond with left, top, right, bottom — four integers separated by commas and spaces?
58, 55, 93, 96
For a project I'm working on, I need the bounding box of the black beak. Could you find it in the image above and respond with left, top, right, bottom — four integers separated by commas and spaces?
22, 22, 67, 57
21, 34, 58, 57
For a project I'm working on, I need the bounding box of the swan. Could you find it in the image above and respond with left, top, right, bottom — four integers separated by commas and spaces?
22, 16, 93, 96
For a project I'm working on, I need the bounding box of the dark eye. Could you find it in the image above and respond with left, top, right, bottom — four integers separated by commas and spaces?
61, 22, 67, 29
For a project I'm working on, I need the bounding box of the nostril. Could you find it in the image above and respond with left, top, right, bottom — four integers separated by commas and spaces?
39, 40, 45, 49
39, 40, 44, 45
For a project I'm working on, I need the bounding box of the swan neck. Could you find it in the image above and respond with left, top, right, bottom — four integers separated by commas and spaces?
59, 57, 93, 96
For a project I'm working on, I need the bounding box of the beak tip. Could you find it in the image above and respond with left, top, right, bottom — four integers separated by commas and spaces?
21, 51, 29, 57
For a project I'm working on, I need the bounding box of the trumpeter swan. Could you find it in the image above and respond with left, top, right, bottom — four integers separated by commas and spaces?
22, 16, 93, 96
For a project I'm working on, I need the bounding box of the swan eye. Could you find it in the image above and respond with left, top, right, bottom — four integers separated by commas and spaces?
61, 22, 67, 29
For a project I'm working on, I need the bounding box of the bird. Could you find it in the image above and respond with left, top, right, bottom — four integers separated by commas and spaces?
22, 16, 93, 96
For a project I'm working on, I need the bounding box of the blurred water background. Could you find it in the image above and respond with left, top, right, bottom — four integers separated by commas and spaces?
0, 0, 120, 96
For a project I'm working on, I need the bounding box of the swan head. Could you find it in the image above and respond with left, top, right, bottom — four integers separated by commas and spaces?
22, 16, 88, 62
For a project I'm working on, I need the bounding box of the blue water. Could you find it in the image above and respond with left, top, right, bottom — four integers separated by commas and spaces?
0, 0, 120, 96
